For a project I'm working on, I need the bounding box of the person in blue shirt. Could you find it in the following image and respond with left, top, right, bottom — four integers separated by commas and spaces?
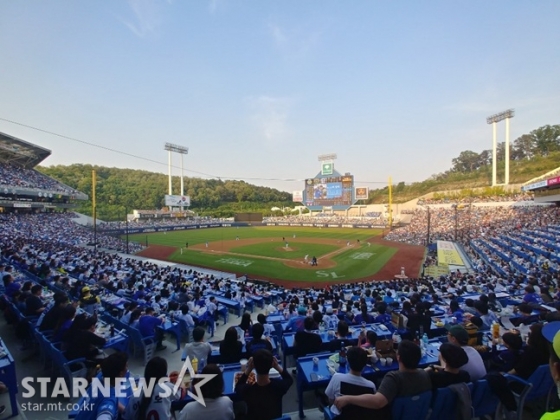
284, 306, 307, 332
374, 303, 391, 325
138, 307, 166, 351
449, 300, 464, 323
80, 352, 129, 420
523, 285, 543, 306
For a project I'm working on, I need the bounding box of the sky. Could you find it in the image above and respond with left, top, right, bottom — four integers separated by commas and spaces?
1, 1, 559, 194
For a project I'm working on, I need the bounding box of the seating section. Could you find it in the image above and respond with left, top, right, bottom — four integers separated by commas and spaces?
0, 162, 77, 193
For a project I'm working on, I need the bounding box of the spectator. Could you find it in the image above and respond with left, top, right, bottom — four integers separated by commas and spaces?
178, 364, 234, 420
246, 323, 273, 356
284, 306, 307, 332
84, 352, 128, 419
138, 308, 167, 351
124, 356, 181, 420
445, 325, 486, 381
182, 326, 212, 363
234, 349, 293, 420
294, 317, 322, 359
334, 340, 431, 412
239, 312, 253, 337
25, 284, 45, 316
329, 321, 352, 352
64, 314, 106, 365
425, 343, 470, 389
325, 346, 375, 410
256, 313, 275, 337
219, 327, 243, 364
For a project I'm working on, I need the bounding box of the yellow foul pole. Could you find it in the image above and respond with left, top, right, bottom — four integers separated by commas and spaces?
92, 170, 97, 246
388, 176, 393, 230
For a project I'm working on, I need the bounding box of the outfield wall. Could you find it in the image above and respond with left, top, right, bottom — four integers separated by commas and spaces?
103, 221, 386, 235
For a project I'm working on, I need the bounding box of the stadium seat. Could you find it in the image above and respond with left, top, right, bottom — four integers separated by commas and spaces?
392, 390, 432, 420
504, 364, 555, 420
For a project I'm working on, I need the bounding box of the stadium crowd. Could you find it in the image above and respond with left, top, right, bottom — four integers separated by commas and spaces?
3, 202, 560, 419
417, 192, 534, 205
0, 162, 79, 194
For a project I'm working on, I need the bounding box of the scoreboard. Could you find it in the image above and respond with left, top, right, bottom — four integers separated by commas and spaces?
304, 174, 354, 210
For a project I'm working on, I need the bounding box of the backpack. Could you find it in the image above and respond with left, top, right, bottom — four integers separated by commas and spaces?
464, 322, 479, 346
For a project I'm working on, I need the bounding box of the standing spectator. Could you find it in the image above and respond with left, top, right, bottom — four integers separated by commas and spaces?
246, 323, 273, 356
235, 349, 293, 420
25, 285, 45, 316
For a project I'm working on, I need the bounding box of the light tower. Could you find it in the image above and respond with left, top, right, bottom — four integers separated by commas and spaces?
486, 109, 515, 186
164, 143, 189, 209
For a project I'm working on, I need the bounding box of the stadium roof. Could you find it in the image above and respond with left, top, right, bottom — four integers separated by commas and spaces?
523, 166, 560, 186
0, 131, 51, 168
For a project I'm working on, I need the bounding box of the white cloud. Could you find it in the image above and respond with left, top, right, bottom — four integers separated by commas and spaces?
267, 22, 322, 60
247, 96, 293, 143
119, 0, 166, 38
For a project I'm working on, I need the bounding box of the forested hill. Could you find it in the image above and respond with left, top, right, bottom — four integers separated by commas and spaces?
38, 164, 292, 220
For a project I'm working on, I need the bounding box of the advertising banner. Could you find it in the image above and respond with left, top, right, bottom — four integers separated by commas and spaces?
165, 195, 191, 207
436, 240, 464, 266
355, 187, 369, 200
292, 191, 303, 202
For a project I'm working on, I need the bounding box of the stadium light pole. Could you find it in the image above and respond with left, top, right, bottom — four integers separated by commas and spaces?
426, 206, 431, 246
164, 143, 189, 209
125, 206, 129, 254
453, 204, 458, 242
486, 109, 515, 186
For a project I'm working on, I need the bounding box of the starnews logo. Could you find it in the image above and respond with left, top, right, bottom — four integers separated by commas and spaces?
21, 357, 217, 408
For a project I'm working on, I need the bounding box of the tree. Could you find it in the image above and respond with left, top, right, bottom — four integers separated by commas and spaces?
512, 134, 534, 160
530, 125, 560, 157
451, 150, 481, 173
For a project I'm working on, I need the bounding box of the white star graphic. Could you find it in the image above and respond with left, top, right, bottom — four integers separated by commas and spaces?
173, 357, 217, 407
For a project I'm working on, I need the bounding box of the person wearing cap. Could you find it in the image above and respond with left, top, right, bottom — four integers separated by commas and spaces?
80, 286, 100, 314
284, 306, 307, 332
425, 342, 470, 389
323, 306, 339, 330
445, 325, 486, 381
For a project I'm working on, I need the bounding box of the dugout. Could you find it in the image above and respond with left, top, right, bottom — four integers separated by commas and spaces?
234, 212, 263, 222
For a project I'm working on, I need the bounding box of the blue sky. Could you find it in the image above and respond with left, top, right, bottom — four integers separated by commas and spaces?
1, 1, 559, 194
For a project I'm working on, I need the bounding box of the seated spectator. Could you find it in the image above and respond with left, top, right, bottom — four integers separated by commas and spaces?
182, 326, 212, 362
85, 352, 128, 419
358, 330, 378, 349
329, 321, 352, 352
125, 356, 181, 420
38, 292, 70, 331
449, 300, 464, 323
220, 327, 243, 364
79, 286, 100, 314
178, 364, 234, 420
25, 285, 45, 316
334, 340, 431, 412
53, 305, 77, 342
138, 308, 166, 351
294, 317, 322, 359
247, 323, 273, 356
174, 304, 195, 329
474, 301, 498, 329
256, 313, 275, 337
64, 314, 106, 363
325, 346, 375, 410
323, 307, 339, 330
523, 285, 543, 306
119, 302, 138, 325
488, 332, 523, 373
239, 312, 253, 337
284, 306, 307, 332
354, 305, 374, 325
445, 325, 486, 381
425, 343, 470, 388
234, 349, 293, 420
3, 275, 21, 298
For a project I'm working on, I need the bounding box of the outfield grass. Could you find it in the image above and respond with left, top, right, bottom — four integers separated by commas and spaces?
126, 226, 396, 283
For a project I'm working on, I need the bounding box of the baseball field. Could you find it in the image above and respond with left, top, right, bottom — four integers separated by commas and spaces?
128, 226, 426, 287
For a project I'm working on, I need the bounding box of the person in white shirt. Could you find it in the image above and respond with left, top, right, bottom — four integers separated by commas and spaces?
178, 364, 234, 420
174, 305, 195, 329
124, 356, 181, 420
325, 346, 376, 412
446, 325, 487, 381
